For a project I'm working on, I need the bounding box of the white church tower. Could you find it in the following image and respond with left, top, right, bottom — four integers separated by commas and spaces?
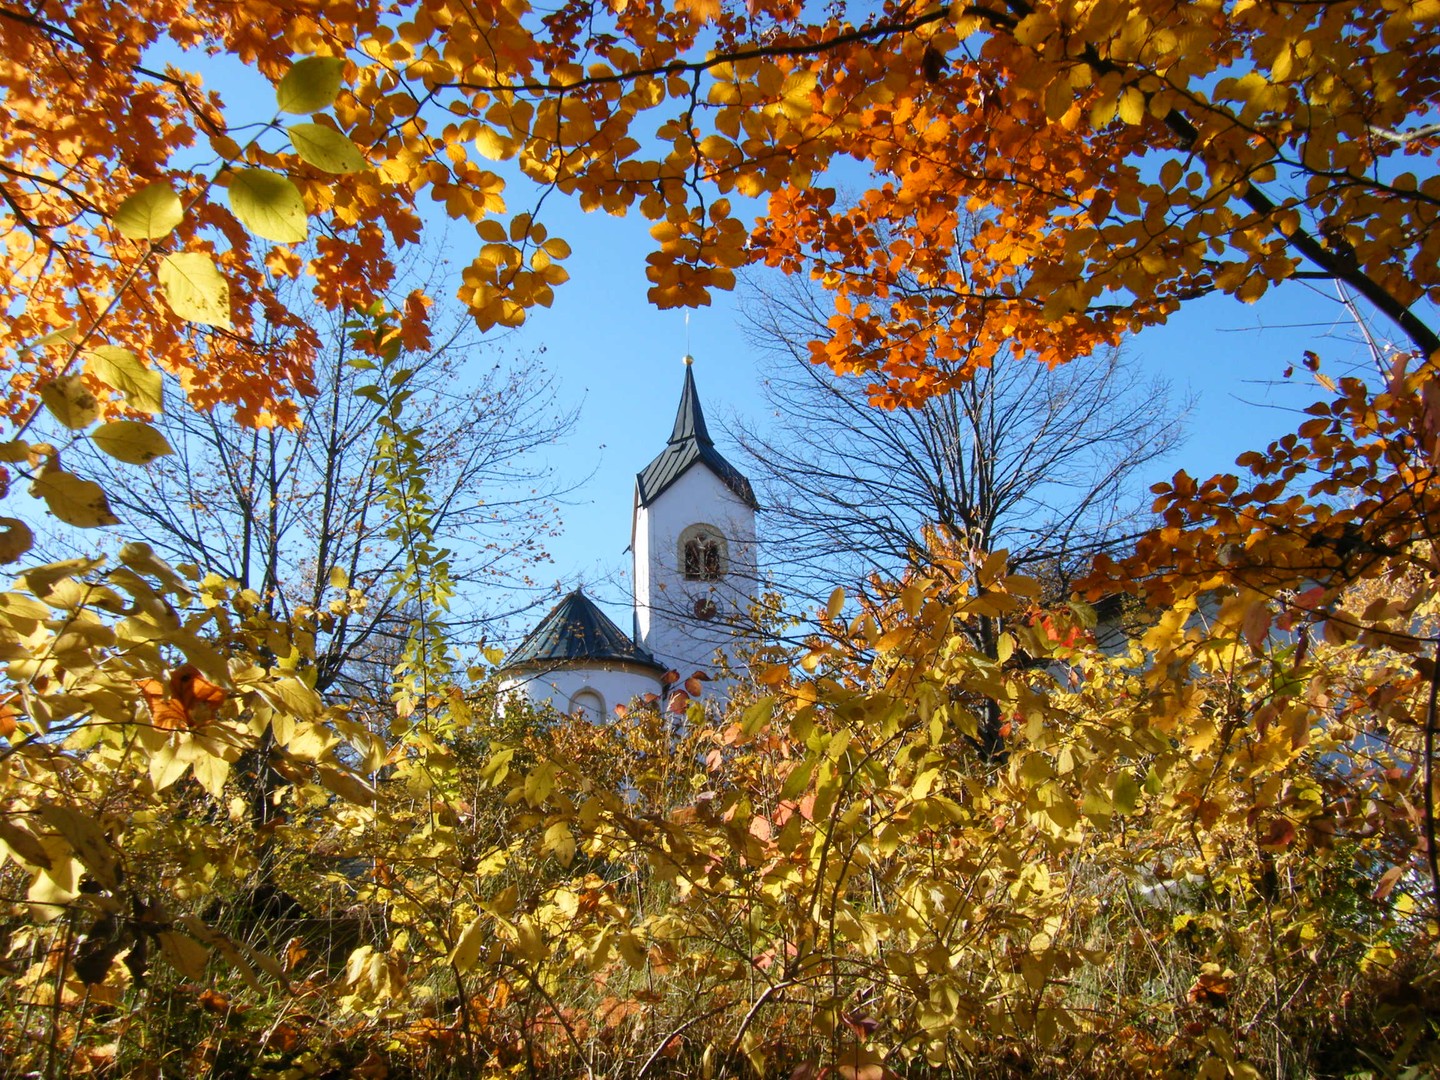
632, 357, 758, 689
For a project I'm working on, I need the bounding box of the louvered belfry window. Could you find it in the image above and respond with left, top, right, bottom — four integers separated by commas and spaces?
681, 526, 724, 582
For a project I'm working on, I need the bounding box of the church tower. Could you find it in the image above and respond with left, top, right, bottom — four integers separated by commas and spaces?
498, 356, 758, 719
632, 358, 758, 689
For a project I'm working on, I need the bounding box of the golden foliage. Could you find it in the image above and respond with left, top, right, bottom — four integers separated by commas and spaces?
2, 1, 1440, 1076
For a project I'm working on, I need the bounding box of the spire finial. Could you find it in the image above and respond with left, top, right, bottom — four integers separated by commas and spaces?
682, 353, 694, 366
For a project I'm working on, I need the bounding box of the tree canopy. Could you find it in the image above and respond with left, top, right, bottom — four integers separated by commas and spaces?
2, 1, 1439, 1077
3, 0, 1435, 428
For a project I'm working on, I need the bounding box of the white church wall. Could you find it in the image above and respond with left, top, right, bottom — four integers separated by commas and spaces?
498, 664, 661, 721
634, 463, 757, 687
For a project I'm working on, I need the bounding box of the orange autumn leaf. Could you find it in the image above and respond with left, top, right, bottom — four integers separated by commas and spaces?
137, 665, 227, 731
0, 693, 18, 739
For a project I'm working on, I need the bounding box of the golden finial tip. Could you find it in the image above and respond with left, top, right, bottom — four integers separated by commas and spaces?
682, 353, 694, 366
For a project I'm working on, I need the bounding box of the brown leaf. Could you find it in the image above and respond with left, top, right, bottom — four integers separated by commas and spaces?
921, 44, 947, 82
1242, 600, 1272, 654
283, 936, 309, 973
137, 678, 188, 731
841, 1011, 881, 1038
172, 665, 226, 711
74, 927, 122, 985
1372, 864, 1404, 901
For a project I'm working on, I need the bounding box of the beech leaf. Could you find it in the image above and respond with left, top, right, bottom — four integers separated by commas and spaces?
85, 346, 163, 414
30, 469, 120, 527
91, 421, 174, 465
1372, 864, 1404, 902
277, 56, 345, 114
113, 182, 183, 240
0, 821, 52, 869
449, 917, 486, 971
228, 169, 308, 244
318, 764, 377, 805
1111, 770, 1141, 815
474, 127, 516, 161
287, 122, 367, 173
0, 517, 34, 563
158, 253, 232, 328
158, 931, 210, 979
39, 375, 100, 430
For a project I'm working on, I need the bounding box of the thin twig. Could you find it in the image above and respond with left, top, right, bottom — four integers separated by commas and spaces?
1424, 640, 1440, 917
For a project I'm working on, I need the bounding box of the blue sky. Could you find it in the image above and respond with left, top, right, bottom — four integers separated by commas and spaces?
495, 207, 1399, 640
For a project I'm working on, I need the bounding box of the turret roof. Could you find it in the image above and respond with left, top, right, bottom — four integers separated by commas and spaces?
635, 364, 757, 509
502, 589, 663, 671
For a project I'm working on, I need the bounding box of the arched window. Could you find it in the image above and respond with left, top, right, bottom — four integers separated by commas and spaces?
680, 524, 726, 582
569, 688, 605, 722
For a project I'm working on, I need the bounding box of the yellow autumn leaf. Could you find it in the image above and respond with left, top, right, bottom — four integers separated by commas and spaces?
113, 181, 183, 240
277, 56, 346, 114
474, 126, 517, 160
30, 468, 120, 527
85, 346, 163, 414
39, 375, 100, 430
287, 122, 368, 173
228, 169, 309, 244
91, 421, 174, 465
0, 517, 34, 563
449, 916, 488, 971
158, 253, 231, 328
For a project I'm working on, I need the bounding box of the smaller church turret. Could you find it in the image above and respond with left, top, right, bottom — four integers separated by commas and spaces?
632, 357, 758, 689
496, 588, 663, 720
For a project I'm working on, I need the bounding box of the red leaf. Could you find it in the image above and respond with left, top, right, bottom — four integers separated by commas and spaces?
1256, 817, 1296, 851
841, 1010, 880, 1038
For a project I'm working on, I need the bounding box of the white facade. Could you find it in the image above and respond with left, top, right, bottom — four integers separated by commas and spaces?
497, 663, 660, 721
633, 463, 757, 686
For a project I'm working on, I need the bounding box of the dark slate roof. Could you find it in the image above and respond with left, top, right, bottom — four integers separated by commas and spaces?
636, 365, 758, 509
502, 589, 663, 671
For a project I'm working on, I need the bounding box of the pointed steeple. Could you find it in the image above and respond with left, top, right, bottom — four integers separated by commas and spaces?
636, 359, 757, 509
668, 358, 713, 446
